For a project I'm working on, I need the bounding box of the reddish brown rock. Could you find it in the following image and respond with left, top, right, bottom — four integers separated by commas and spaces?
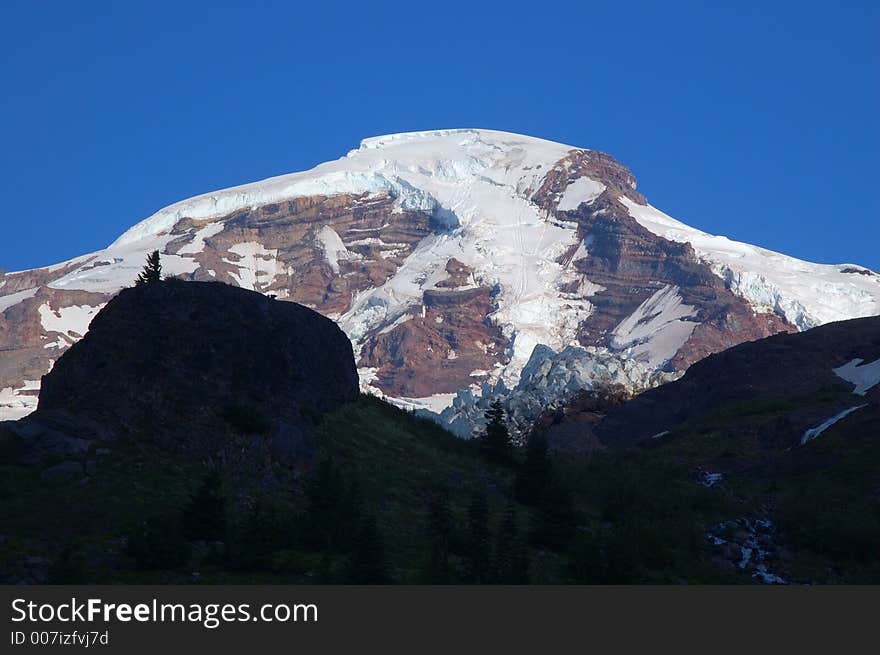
545, 192, 798, 370
360, 287, 509, 397
0, 287, 109, 393
435, 258, 476, 289
168, 191, 434, 315
533, 149, 646, 208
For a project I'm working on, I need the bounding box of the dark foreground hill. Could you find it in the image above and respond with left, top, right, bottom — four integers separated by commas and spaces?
1, 394, 525, 584
0, 283, 878, 584
8, 279, 359, 469
594, 315, 880, 448
542, 316, 880, 583
0, 280, 529, 584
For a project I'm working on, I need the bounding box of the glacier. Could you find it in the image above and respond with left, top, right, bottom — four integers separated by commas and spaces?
619, 197, 880, 330
2, 128, 879, 426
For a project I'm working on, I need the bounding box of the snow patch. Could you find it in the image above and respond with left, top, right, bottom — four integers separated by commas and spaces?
38, 302, 106, 341
833, 357, 880, 395
800, 404, 869, 445
315, 226, 362, 274
177, 221, 226, 255
0, 358, 54, 421
223, 242, 281, 292
376, 311, 413, 335
112, 170, 444, 249
557, 177, 605, 211
609, 284, 698, 368
567, 234, 594, 264
390, 393, 459, 414
356, 367, 381, 395
0, 287, 38, 313
48, 234, 199, 294
0, 379, 42, 420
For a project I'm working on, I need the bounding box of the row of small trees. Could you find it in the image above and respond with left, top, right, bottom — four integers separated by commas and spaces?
124, 462, 391, 583
422, 483, 530, 584
416, 400, 580, 583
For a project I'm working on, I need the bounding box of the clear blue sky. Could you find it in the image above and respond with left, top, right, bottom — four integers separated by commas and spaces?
2, 0, 877, 272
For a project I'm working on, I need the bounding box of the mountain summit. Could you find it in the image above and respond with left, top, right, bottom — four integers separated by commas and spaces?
2, 129, 879, 424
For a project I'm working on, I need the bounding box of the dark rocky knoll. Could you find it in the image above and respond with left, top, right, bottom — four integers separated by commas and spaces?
6, 279, 358, 471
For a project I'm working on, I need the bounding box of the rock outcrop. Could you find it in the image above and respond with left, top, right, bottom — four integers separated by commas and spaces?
7, 279, 359, 467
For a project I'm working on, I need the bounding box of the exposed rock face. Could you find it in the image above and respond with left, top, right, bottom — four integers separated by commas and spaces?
13, 279, 358, 465
560, 193, 796, 366
0, 285, 108, 419
166, 191, 435, 315
533, 148, 646, 207
2, 129, 878, 428
435, 258, 476, 288
360, 286, 508, 397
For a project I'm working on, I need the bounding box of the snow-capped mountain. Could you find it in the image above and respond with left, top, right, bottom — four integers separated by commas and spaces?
2, 129, 879, 426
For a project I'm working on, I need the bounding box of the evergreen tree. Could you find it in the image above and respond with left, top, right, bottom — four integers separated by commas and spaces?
126, 515, 191, 570
181, 470, 227, 542
48, 541, 89, 584
339, 479, 364, 547
482, 400, 513, 463
303, 459, 363, 553
135, 250, 162, 285
303, 458, 345, 550
493, 503, 530, 583
316, 551, 337, 584
515, 431, 552, 505
234, 497, 282, 570
423, 485, 454, 582
464, 486, 491, 582
345, 514, 391, 583
530, 477, 579, 551
565, 531, 606, 584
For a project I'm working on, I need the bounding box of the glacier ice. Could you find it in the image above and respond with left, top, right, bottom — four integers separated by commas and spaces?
432, 343, 674, 438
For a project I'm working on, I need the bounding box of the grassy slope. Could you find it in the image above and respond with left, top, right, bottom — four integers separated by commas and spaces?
603, 392, 880, 583
313, 395, 528, 582
2, 390, 877, 584
0, 396, 526, 583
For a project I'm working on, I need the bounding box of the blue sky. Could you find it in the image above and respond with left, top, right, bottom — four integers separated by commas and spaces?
2, 0, 877, 272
